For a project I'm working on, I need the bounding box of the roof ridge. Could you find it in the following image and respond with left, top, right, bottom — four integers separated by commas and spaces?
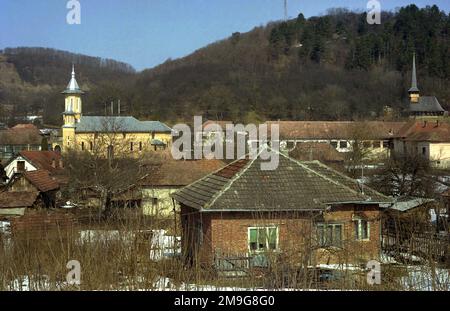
204, 150, 264, 209
171, 157, 245, 204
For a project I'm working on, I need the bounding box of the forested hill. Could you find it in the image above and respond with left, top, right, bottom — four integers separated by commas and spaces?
0, 47, 136, 125
1, 4, 449, 126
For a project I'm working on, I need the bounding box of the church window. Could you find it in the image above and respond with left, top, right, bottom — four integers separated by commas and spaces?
130, 142, 134, 151
139, 142, 142, 151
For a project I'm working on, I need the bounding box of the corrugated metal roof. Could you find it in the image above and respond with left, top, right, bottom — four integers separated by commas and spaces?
389, 197, 434, 212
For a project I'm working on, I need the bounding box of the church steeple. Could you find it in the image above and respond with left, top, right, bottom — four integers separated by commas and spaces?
62, 65, 84, 127
408, 53, 420, 103
63, 64, 84, 95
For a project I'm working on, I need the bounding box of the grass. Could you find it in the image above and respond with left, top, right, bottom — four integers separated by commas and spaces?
0, 211, 448, 291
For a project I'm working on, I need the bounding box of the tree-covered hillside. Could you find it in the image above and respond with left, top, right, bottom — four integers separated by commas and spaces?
0, 4, 449, 126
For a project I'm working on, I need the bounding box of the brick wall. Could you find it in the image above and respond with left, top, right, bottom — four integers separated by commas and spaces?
181, 204, 382, 267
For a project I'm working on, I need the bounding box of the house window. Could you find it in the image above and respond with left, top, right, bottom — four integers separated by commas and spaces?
339, 141, 348, 149
382, 140, 389, 149
90, 141, 93, 151
139, 142, 143, 151
422, 147, 427, 156
330, 141, 338, 149
363, 141, 371, 148
354, 219, 370, 241
81, 142, 85, 151
248, 227, 278, 252
317, 224, 343, 247
130, 142, 134, 151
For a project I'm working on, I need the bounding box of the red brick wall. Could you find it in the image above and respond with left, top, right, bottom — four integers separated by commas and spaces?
180, 204, 382, 266
316, 204, 381, 265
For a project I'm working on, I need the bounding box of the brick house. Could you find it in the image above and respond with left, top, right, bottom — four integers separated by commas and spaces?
172, 149, 392, 268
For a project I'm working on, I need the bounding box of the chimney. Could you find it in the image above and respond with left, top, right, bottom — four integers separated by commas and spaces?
435, 120, 439, 127
111, 101, 114, 115
59, 158, 64, 169
51, 159, 56, 168
422, 120, 427, 128
118, 99, 121, 116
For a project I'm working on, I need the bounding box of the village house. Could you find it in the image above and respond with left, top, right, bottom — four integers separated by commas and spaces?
172, 148, 392, 268
265, 120, 405, 160
139, 158, 225, 217
391, 120, 450, 168
8, 170, 60, 209
3, 150, 66, 185
59, 66, 173, 156
0, 124, 48, 162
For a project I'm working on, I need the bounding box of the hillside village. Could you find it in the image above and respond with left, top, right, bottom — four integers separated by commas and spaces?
0, 49, 449, 291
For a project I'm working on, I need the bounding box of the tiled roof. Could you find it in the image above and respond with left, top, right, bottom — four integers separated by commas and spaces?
74, 116, 172, 133
19, 151, 63, 174
23, 170, 59, 192
0, 191, 38, 208
409, 96, 445, 113
266, 121, 405, 140
172, 149, 391, 212
396, 120, 450, 142
140, 158, 226, 187
289, 142, 345, 163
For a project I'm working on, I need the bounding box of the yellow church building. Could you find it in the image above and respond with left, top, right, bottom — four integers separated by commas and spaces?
60, 66, 172, 156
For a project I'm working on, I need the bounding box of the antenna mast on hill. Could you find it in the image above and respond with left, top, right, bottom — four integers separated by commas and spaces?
284, 0, 288, 21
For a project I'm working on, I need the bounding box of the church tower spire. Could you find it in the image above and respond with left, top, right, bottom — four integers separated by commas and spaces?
408, 53, 420, 103
62, 65, 84, 128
